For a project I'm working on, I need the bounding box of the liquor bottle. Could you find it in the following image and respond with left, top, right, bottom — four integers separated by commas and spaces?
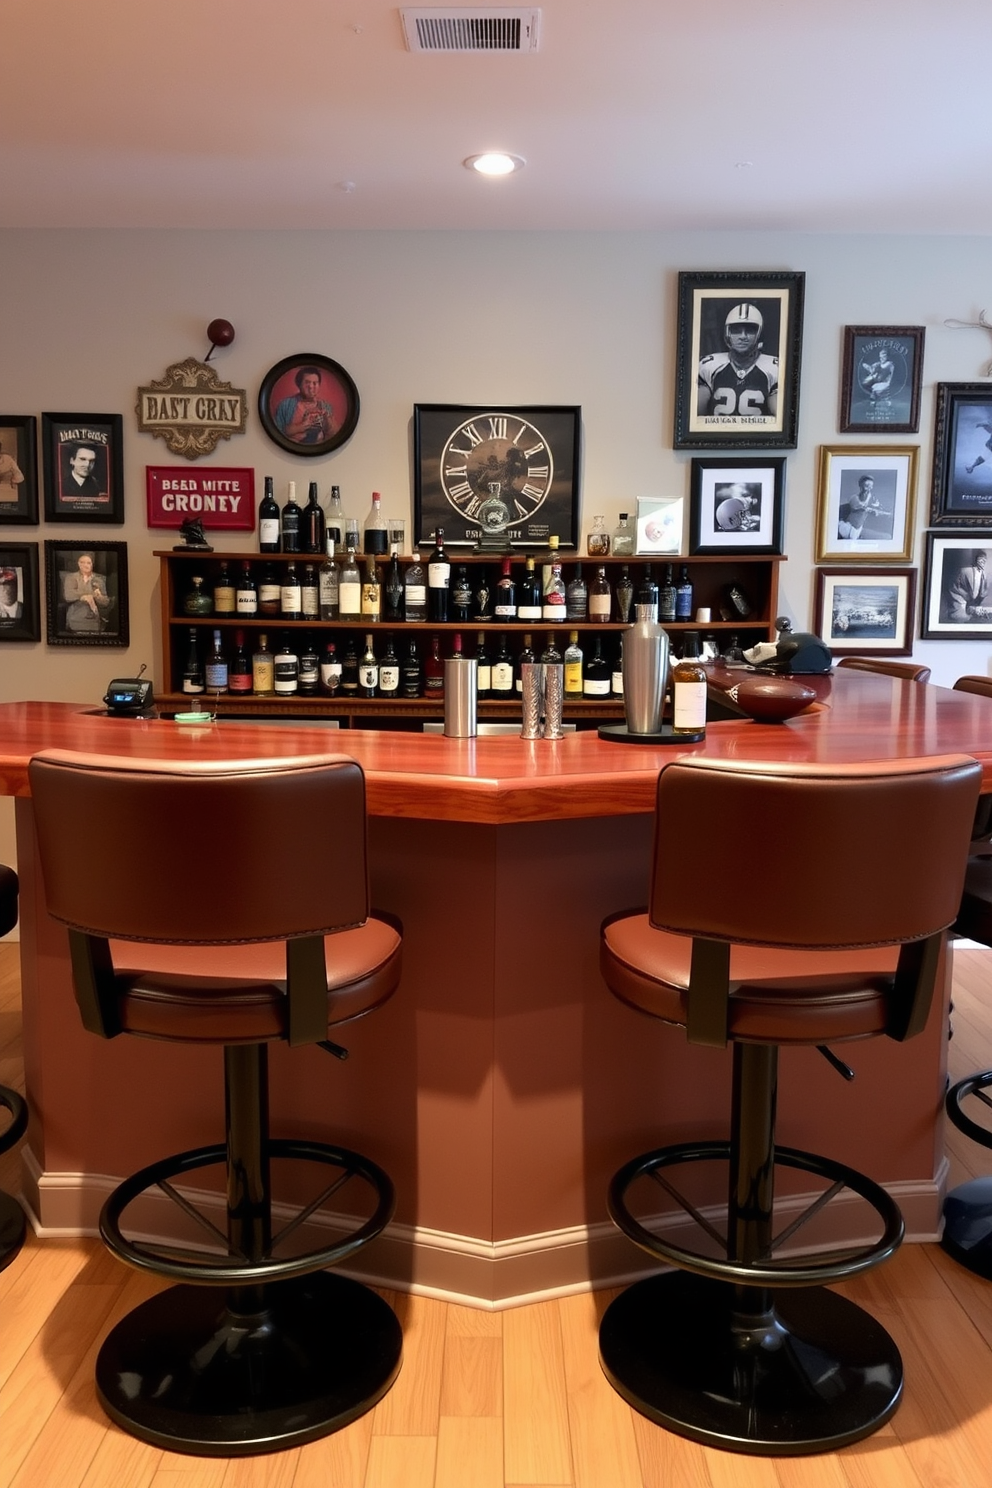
318, 537, 339, 620
494, 557, 517, 621
582, 634, 611, 698
564, 630, 584, 696
229, 629, 253, 694
379, 633, 400, 697
681, 629, 702, 660
298, 633, 319, 694
474, 566, 493, 620
258, 476, 280, 552
302, 481, 326, 555
518, 557, 542, 622
341, 638, 359, 695
338, 547, 362, 619
213, 562, 235, 616
326, 485, 345, 548
236, 561, 258, 618
361, 556, 381, 622
542, 560, 566, 622
676, 564, 694, 622
280, 481, 303, 554
615, 565, 634, 623
401, 638, 423, 697
205, 628, 229, 692
515, 633, 535, 694
635, 564, 659, 622
280, 561, 302, 620
404, 551, 427, 622
611, 637, 624, 697
475, 632, 492, 700
301, 562, 319, 619
182, 628, 205, 694
363, 491, 389, 555
566, 564, 588, 621
452, 565, 473, 622
723, 632, 746, 666
672, 652, 707, 736
428, 529, 451, 622
320, 641, 342, 695
359, 634, 379, 697
612, 512, 635, 556
252, 632, 274, 695
491, 633, 515, 696
659, 563, 677, 624
258, 562, 280, 617
274, 638, 299, 696
424, 634, 445, 697
183, 575, 213, 616
589, 566, 612, 623
587, 514, 610, 556
383, 546, 404, 622
541, 535, 561, 596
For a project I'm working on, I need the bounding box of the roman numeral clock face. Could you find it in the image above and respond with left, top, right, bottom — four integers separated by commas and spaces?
441, 413, 553, 535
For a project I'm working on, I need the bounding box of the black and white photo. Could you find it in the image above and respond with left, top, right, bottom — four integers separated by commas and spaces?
45, 540, 129, 646
921, 532, 992, 639
689, 457, 785, 555
930, 384, 992, 525
840, 327, 925, 434
42, 413, 124, 524
814, 567, 916, 656
815, 446, 917, 562
0, 543, 40, 641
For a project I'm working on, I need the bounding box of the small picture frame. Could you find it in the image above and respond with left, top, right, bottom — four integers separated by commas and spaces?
814, 446, 918, 563
920, 532, 992, 640
0, 416, 39, 526
258, 354, 360, 456
0, 542, 41, 641
635, 497, 683, 555
688, 457, 785, 555
929, 383, 992, 526
45, 540, 129, 647
42, 413, 124, 524
814, 567, 916, 656
674, 270, 805, 449
840, 327, 925, 434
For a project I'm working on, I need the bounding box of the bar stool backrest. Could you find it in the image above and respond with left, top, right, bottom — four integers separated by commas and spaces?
836, 657, 931, 683
954, 675, 992, 700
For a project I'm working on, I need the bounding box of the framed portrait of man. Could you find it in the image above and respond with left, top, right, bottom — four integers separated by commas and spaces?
0, 416, 38, 526
930, 384, 992, 526
921, 532, 992, 640
44, 540, 129, 647
42, 413, 124, 523
840, 327, 925, 434
673, 271, 805, 449
257, 354, 360, 457
0, 543, 41, 642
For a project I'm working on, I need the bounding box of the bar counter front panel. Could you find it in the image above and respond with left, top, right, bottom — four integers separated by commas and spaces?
4, 677, 991, 1306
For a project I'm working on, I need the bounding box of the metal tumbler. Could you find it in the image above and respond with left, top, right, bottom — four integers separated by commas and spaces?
622, 619, 670, 734
444, 656, 478, 737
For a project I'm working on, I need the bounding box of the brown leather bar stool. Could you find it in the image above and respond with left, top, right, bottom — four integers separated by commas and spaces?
599, 753, 979, 1456
835, 656, 932, 682
0, 863, 28, 1271
28, 748, 403, 1457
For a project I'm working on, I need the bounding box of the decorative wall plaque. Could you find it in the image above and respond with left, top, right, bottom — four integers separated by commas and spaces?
136, 359, 248, 460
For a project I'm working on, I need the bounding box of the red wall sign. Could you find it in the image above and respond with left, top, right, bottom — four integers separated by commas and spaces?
146, 467, 255, 529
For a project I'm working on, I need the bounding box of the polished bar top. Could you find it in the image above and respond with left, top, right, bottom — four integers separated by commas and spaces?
2, 674, 992, 823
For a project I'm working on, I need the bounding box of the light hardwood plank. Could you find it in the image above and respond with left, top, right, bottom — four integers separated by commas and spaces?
369, 1291, 444, 1438
557, 1291, 643, 1488
630, 1409, 714, 1488
78, 1430, 164, 1488
440, 1333, 502, 1417
502, 1299, 572, 1486
363, 1434, 436, 1488
220, 1452, 300, 1487
151, 1459, 231, 1488
435, 1415, 503, 1488
292, 1412, 373, 1488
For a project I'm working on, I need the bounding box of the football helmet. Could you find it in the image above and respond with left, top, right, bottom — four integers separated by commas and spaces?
725, 303, 763, 337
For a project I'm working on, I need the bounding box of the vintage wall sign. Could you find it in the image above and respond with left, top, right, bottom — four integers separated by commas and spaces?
136, 358, 248, 460
146, 466, 255, 529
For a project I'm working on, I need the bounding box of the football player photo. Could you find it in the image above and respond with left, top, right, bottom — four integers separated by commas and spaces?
695, 299, 782, 426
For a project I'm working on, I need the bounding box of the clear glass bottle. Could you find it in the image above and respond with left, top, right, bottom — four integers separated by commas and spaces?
676, 564, 694, 622
565, 563, 588, 621
303, 481, 326, 555
424, 634, 445, 696
280, 481, 303, 554
359, 633, 379, 696
236, 561, 258, 618
212, 562, 235, 615
659, 564, 677, 624
205, 628, 228, 692
542, 560, 566, 622
338, 547, 362, 619
258, 476, 280, 552
280, 561, 302, 620
452, 565, 473, 622
361, 556, 381, 622
582, 634, 611, 697
298, 633, 319, 694
589, 566, 611, 623
491, 633, 515, 695
402, 638, 423, 697
379, 633, 400, 696
428, 529, 451, 622
587, 515, 610, 557
383, 546, 404, 622
363, 491, 389, 556
636, 564, 659, 622
229, 629, 253, 694
564, 630, 584, 695
612, 512, 635, 556
326, 485, 345, 548
518, 556, 542, 621
615, 564, 634, 623
274, 638, 299, 695
182, 628, 205, 693
672, 653, 707, 736
252, 632, 274, 695
404, 551, 427, 622
301, 562, 319, 619
319, 537, 339, 620
320, 640, 342, 694
183, 575, 213, 617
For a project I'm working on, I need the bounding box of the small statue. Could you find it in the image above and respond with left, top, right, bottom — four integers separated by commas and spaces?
173, 517, 213, 552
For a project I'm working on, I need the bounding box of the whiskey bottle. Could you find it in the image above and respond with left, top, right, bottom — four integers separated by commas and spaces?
205, 628, 229, 692
298, 634, 319, 694
301, 563, 320, 619
303, 482, 326, 554
252, 633, 274, 695
659, 564, 677, 623
672, 652, 707, 736
274, 639, 299, 695
676, 564, 694, 622
280, 481, 303, 554
564, 630, 584, 696
589, 566, 612, 623
635, 564, 659, 622
258, 476, 280, 552
280, 562, 302, 620
213, 562, 235, 615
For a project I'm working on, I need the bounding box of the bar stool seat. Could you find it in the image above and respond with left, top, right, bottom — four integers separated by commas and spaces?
0, 863, 28, 1272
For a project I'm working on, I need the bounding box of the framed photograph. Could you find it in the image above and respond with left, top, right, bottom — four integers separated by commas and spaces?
0, 542, 41, 641
413, 404, 581, 548
673, 270, 805, 449
688, 457, 785, 555
814, 567, 916, 656
814, 446, 918, 563
45, 540, 129, 647
635, 497, 683, 555
258, 353, 360, 456
840, 326, 925, 434
0, 416, 39, 526
930, 382, 992, 526
41, 413, 124, 523
920, 532, 992, 639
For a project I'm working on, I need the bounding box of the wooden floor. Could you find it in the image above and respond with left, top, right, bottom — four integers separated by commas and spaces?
4, 942, 992, 1486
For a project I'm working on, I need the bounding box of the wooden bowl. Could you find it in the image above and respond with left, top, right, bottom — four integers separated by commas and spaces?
725, 675, 817, 723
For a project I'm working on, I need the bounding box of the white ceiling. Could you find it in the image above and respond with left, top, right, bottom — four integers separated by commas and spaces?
3, 1, 990, 233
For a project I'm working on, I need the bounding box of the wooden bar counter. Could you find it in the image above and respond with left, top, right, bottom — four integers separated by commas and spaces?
3, 675, 992, 1306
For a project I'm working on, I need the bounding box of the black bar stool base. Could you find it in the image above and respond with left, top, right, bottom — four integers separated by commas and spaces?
0, 1191, 26, 1272
942, 1176, 992, 1279
599, 1273, 902, 1456
96, 1272, 402, 1456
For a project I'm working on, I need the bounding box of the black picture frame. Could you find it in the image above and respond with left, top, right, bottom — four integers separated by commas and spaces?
0, 542, 41, 641
257, 353, 360, 456
920, 530, 992, 640
41, 413, 124, 524
673, 271, 805, 449
688, 456, 785, 555
413, 403, 581, 548
840, 326, 925, 434
813, 566, 917, 657
45, 540, 129, 647
0, 416, 39, 526
930, 383, 992, 527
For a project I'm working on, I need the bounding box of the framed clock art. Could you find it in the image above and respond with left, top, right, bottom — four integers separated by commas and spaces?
413, 404, 581, 549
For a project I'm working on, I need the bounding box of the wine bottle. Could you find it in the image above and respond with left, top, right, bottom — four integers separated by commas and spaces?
280, 561, 302, 620
205, 628, 228, 692
615, 565, 634, 624
341, 638, 359, 695
428, 529, 451, 622
274, 638, 299, 695
475, 632, 492, 699
213, 562, 235, 615
542, 560, 566, 622
495, 557, 517, 620
236, 561, 258, 617
565, 564, 588, 621
517, 557, 542, 621
612, 512, 635, 557
491, 633, 515, 696
303, 481, 326, 554
582, 634, 611, 697
338, 547, 362, 619
635, 564, 659, 622
589, 566, 612, 623
383, 546, 404, 622
258, 476, 280, 552
564, 630, 584, 695
258, 562, 280, 617
379, 633, 400, 696
301, 562, 319, 619
363, 491, 389, 555
659, 563, 677, 623
425, 634, 445, 696
452, 565, 473, 622
404, 551, 427, 622
182, 628, 205, 694
672, 653, 707, 736
318, 537, 339, 620
229, 628, 253, 694
611, 637, 624, 697
515, 633, 535, 694
320, 640, 342, 695
473, 566, 493, 620
281, 481, 303, 554
359, 633, 379, 697
401, 638, 423, 697
326, 485, 345, 547
298, 633, 319, 694
252, 632, 274, 695
361, 556, 381, 622
676, 564, 694, 622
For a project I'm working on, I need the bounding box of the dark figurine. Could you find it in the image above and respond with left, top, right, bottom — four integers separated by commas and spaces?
173, 517, 213, 552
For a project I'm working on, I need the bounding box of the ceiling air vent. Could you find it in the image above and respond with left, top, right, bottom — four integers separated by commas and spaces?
401, 8, 541, 53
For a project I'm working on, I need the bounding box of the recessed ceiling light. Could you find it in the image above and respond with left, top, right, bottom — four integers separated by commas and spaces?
464, 152, 526, 176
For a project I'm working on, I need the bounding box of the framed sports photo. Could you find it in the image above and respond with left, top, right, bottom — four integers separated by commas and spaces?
44, 540, 129, 647
920, 532, 992, 640
257, 353, 360, 457
840, 326, 925, 434
673, 271, 805, 449
688, 457, 785, 555
413, 404, 580, 549
0, 542, 41, 642
814, 446, 918, 563
41, 413, 124, 524
814, 567, 916, 656
635, 497, 683, 555
930, 383, 992, 526
0, 416, 38, 526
